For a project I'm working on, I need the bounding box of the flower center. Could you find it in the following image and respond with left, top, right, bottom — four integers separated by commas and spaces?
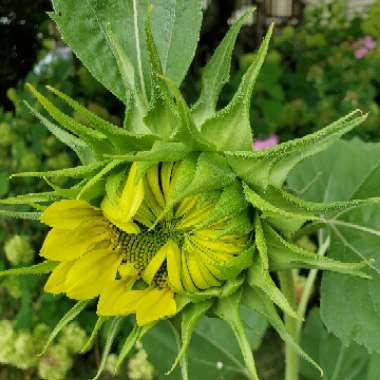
108, 221, 185, 287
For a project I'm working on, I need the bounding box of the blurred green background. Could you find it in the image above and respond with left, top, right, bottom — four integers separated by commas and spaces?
1, 0, 380, 379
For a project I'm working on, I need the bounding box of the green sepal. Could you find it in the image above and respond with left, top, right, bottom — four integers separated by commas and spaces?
248, 237, 300, 320
116, 322, 154, 370
81, 316, 108, 353
76, 160, 126, 199
124, 91, 153, 134
244, 183, 312, 236
25, 101, 95, 164
200, 23, 274, 151
215, 209, 253, 238
46, 85, 156, 152
167, 300, 214, 374
105, 167, 128, 207
0, 192, 60, 206
192, 8, 255, 126
0, 208, 42, 220
196, 181, 248, 230
91, 317, 123, 380
143, 8, 182, 140
26, 83, 114, 155
261, 186, 380, 219
40, 300, 90, 356
251, 216, 301, 320
243, 286, 323, 377
214, 289, 260, 380
158, 74, 215, 150
226, 110, 367, 189
0, 260, 57, 278
171, 152, 236, 203
263, 223, 371, 278
42, 178, 104, 202
107, 141, 190, 163
12, 160, 109, 179
184, 275, 245, 303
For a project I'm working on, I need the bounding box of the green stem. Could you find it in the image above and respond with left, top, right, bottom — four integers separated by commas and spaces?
296, 234, 330, 333
279, 270, 299, 380
232, 321, 260, 380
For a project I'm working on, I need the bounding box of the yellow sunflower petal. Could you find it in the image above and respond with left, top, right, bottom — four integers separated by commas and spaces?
65, 249, 121, 300
119, 162, 145, 220
97, 278, 136, 316
40, 221, 109, 261
101, 197, 141, 234
136, 288, 177, 326
187, 250, 215, 289
146, 166, 165, 207
41, 200, 101, 229
166, 241, 184, 292
141, 241, 171, 285
44, 261, 74, 294
161, 162, 175, 201
181, 250, 198, 292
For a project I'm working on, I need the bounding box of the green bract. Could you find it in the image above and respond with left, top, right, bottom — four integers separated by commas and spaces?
0, 4, 377, 380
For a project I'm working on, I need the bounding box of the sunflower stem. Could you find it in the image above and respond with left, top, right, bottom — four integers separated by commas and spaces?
279, 269, 299, 380
296, 232, 330, 333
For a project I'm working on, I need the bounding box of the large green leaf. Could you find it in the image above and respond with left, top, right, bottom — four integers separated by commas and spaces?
300, 308, 380, 380
143, 307, 267, 380
51, 0, 202, 103
288, 139, 380, 353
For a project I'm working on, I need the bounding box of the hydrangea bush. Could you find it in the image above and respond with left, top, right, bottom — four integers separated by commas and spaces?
1, 2, 379, 380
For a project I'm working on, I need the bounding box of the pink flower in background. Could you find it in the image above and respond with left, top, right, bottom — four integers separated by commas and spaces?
253, 134, 279, 150
352, 36, 377, 59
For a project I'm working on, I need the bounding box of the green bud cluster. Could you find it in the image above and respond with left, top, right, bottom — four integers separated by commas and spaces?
0, 123, 15, 146
4, 235, 35, 266
0, 320, 87, 380
127, 342, 155, 380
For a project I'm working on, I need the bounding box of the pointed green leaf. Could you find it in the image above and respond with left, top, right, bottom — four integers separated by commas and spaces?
0, 192, 59, 206
25, 101, 94, 164
214, 290, 260, 380
168, 300, 213, 374
227, 110, 367, 189
243, 286, 323, 376
244, 183, 313, 236
107, 141, 190, 163
116, 323, 153, 369
249, 223, 300, 320
40, 300, 90, 355
192, 8, 255, 125
46, 85, 156, 152
200, 23, 274, 151
12, 161, 108, 179
0, 209, 42, 220
263, 222, 370, 278
81, 316, 108, 353
159, 75, 214, 150
77, 160, 126, 199
91, 317, 123, 380
0, 261, 57, 278
26, 83, 113, 155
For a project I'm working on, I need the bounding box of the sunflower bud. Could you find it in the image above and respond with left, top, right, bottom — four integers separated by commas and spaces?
0, 6, 373, 380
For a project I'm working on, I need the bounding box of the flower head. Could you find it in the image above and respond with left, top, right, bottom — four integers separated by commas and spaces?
0, 6, 373, 380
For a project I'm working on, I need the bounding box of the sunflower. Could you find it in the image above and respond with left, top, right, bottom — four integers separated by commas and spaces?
0, 6, 375, 380
40, 161, 251, 325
